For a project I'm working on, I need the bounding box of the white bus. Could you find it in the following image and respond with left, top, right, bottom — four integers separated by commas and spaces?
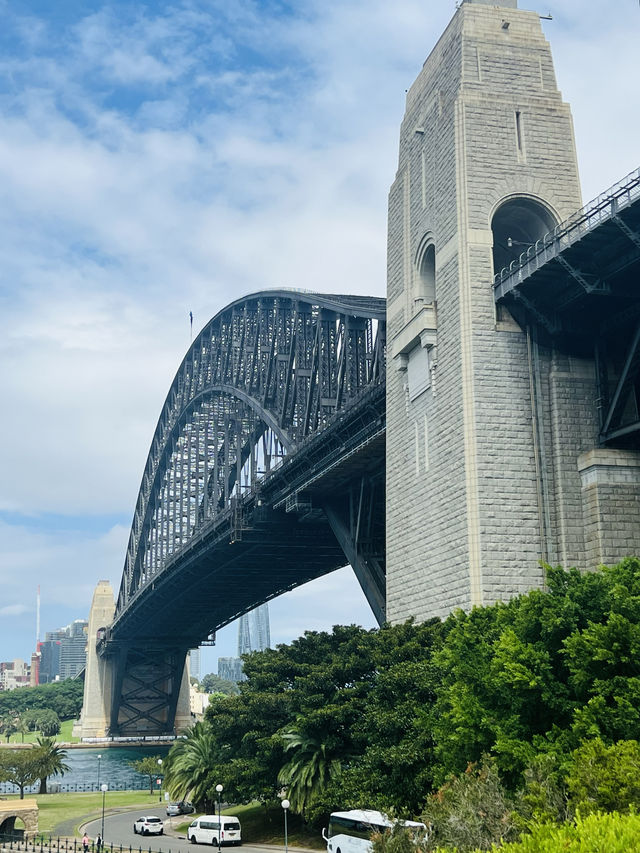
322, 810, 427, 853
188, 815, 242, 846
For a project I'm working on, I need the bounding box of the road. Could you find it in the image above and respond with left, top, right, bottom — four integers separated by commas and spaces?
82, 808, 293, 853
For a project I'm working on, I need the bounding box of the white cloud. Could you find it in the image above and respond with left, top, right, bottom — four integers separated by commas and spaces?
0, 604, 31, 617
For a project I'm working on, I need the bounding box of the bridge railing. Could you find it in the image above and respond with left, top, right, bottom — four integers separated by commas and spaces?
494, 165, 640, 298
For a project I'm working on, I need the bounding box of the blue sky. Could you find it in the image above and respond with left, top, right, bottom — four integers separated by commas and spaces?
0, 0, 638, 675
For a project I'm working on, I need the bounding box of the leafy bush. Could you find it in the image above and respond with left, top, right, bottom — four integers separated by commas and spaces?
512, 753, 569, 828
567, 737, 640, 815
421, 759, 517, 851
466, 810, 640, 852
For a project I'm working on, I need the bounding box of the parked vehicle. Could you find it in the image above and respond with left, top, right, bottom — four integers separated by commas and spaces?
167, 801, 195, 816
133, 816, 164, 836
322, 810, 426, 853
188, 815, 242, 846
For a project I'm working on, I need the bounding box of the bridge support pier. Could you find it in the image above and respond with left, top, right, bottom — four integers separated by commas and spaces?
78, 581, 191, 739
76, 580, 116, 739
579, 449, 640, 568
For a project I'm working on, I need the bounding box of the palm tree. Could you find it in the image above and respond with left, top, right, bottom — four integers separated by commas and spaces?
278, 728, 342, 816
34, 736, 70, 794
163, 722, 221, 808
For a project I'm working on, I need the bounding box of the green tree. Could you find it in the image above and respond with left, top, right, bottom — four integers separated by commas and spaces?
430, 561, 640, 786
21, 709, 42, 732
278, 726, 342, 816
0, 711, 21, 743
0, 748, 42, 798
33, 736, 70, 794
128, 755, 165, 795
37, 709, 61, 737
164, 723, 223, 808
200, 673, 240, 696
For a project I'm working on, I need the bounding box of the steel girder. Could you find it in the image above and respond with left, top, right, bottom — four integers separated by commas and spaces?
114, 290, 386, 619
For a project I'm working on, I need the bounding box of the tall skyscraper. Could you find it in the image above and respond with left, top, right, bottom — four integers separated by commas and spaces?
218, 604, 271, 683
237, 604, 270, 656
189, 647, 201, 680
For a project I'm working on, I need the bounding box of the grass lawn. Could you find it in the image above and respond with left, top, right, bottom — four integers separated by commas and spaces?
1, 791, 160, 836
4, 719, 79, 745
175, 802, 324, 850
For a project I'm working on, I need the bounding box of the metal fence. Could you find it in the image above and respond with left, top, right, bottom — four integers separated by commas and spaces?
0, 781, 149, 795
0, 837, 168, 853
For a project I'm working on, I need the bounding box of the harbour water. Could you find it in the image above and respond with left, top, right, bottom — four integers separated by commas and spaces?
0, 746, 172, 795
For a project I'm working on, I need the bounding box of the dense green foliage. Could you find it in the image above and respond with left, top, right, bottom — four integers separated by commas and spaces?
0, 679, 83, 721
373, 811, 640, 853
468, 810, 640, 853
567, 737, 640, 815
199, 673, 240, 695
162, 557, 640, 848
24, 708, 62, 737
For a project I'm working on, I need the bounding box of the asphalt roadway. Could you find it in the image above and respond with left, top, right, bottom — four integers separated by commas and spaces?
81, 808, 313, 853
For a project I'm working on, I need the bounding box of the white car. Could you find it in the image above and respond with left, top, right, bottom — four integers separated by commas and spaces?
133, 816, 164, 836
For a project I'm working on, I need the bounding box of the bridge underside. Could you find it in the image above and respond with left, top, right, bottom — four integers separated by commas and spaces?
495, 169, 640, 447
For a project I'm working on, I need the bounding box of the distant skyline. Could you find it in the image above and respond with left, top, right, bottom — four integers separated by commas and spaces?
0, 0, 638, 670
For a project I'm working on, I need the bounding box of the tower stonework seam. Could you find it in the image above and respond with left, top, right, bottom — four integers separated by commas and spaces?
386, 1, 598, 623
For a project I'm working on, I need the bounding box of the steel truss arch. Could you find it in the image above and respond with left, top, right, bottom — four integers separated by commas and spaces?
116, 290, 386, 617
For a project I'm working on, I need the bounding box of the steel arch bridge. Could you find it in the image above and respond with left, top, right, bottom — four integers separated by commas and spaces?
99, 290, 386, 735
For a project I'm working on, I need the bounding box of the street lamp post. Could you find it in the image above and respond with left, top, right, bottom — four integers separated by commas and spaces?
215, 784, 223, 853
100, 783, 108, 843
157, 759, 163, 802
281, 799, 289, 853
97, 755, 102, 792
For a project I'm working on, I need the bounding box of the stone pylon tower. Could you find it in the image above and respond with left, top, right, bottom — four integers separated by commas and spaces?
386, 0, 589, 622
76, 580, 116, 738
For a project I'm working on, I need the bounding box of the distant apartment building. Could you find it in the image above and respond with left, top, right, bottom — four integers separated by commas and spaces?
0, 659, 30, 690
217, 656, 245, 683
38, 619, 88, 683
218, 603, 271, 683
59, 619, 88, 679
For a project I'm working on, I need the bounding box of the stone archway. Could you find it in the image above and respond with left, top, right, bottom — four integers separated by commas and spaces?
0, 799, 38, 840
491, 195, 558, 275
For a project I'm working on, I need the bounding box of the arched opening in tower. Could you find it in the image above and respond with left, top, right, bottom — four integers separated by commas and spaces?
416, 242, 436, 305
491, 197, 557, 276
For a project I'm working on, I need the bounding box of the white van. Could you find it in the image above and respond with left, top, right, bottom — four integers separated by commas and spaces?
188, 815, 242, 846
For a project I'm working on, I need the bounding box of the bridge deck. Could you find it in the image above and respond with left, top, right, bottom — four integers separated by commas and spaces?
494, 167, 640, 355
